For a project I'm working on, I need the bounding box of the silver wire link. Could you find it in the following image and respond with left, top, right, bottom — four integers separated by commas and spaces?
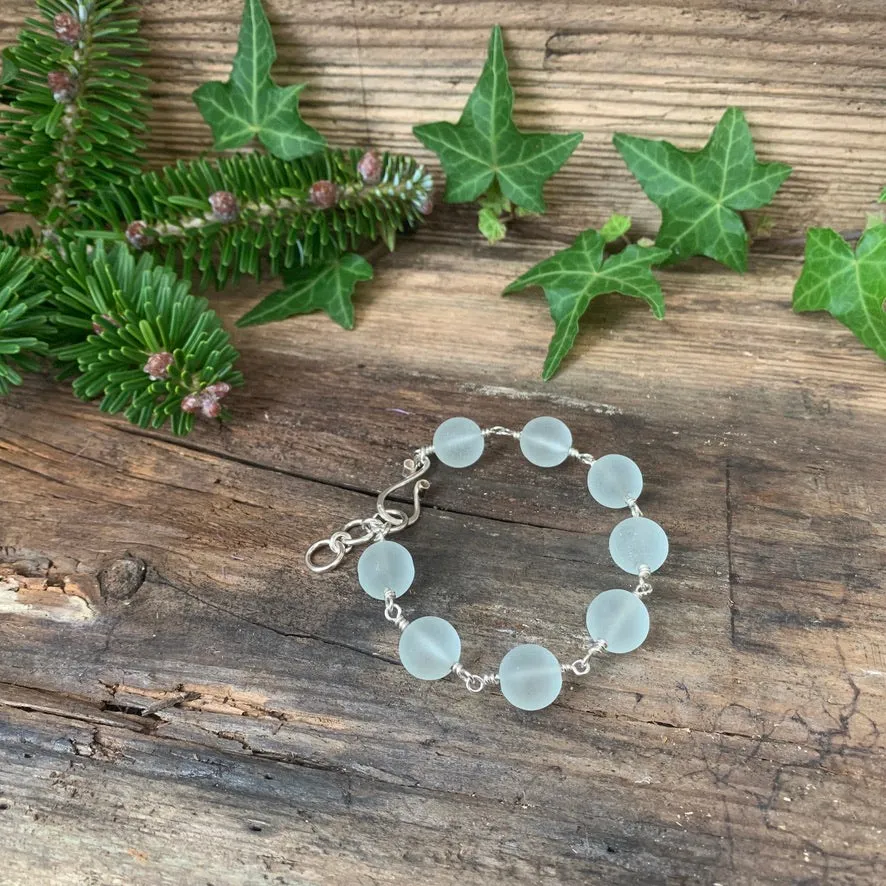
452, 662, 499, 693
483, 425, 521, 439
384, 589, 409, 631
568, 447, 596, 466
562, 639, 607, 675
626, 497, 644, 518
634, 566, 653, 597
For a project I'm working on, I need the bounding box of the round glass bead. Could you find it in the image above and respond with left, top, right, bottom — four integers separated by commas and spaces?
433, 417, 485, 468
398, 616, 461, 680
586, 589, 649, 653
609, 516, 669, 574
587, 454, 643, 509
519, 416, 573, 468
356, 540, 414, 600
498, 644, 563, 711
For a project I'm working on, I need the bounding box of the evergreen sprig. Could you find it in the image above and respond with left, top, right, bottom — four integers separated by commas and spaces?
81, 149, 434, 288
48, 241, 243, 436
0, 0, 438, 436
0, 245, 49, 394
0, 0, 150, 228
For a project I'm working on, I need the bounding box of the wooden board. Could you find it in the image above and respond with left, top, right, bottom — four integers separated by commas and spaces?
1, 1, 885, 884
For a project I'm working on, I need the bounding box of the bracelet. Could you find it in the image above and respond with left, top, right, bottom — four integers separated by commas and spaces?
306, 416, 669, 711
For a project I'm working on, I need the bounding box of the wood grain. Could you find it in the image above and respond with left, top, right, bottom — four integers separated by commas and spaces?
1, 1, 885, 885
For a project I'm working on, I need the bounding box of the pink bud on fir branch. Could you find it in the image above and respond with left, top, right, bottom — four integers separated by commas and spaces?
357, 151, 383, 186
309, 180, 339, 209
143, 352, 174, 381
125, 220, 153, 250
53, 12, 81, 45
209, 190, 239, 223
47, 70, 77, 103
181, 382, 231, 420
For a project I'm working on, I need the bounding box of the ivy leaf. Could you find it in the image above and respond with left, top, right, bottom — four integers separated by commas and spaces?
192, 0, 325, 160
478, 207, 508, 244
600, 213, 631, 243
504, 228, 671, 380
237, 254, 373, 328
613, 107, 792, 272
0, 48, 17, 104
413, 25, 582, 217
792, 225, 886, 360
0, 47, 18, 87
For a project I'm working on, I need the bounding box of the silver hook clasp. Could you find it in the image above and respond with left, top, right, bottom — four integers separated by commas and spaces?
376, 455, 431, 530
304, 455, 432, 574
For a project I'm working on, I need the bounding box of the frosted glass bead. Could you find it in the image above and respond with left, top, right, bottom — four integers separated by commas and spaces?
433, 417, 484, 468
586, 589, 649, 653
587, 454, 643, 508
357, 540, 414, 600
519, 416, 573, 467
609, 516, 669, 574
398, 616, 461, 680
498, 644, 563, 711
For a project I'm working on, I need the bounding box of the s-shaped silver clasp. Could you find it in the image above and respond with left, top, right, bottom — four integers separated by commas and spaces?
305, 455, 431, 574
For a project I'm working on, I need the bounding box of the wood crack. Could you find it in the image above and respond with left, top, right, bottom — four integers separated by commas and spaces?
107, 422, 623, 539
725, 456, 737, 647
155, 571, 401, 667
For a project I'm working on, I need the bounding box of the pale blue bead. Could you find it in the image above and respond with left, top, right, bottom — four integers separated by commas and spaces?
498, 644, 563, 711
398, 616, 461, 680
357, 540, 414, 600
519, 416, 573, 467
586, 589, 649, 653
609, 516, 669, 574
587, 454, 643, 508
433, 417, 484, 468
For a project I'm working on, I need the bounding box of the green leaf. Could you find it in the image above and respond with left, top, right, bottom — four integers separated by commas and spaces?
192, 0, 325, 159
792, 225, 886, 360
413, 25, 582, 215
478, 207, 507, 244
865, 212, 885, 232
600, 213, 632, 243
237, 254, 373, 328
0, 47, 18, 87
613, 108, 792, 272
879, 187, 885, 203
504, 229, 671, 380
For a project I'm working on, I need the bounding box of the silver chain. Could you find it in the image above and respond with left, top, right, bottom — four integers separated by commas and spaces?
305, 456, 431, 573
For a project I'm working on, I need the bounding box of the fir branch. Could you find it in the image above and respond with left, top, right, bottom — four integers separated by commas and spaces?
0, 0, 150, 229
47, 241, 243, 435
0, 244, 49, 394
0, 226, 47, 258
81, 149, 434, 288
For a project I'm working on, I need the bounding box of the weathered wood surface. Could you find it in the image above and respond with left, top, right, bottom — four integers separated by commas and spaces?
1, 1, 885, 884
